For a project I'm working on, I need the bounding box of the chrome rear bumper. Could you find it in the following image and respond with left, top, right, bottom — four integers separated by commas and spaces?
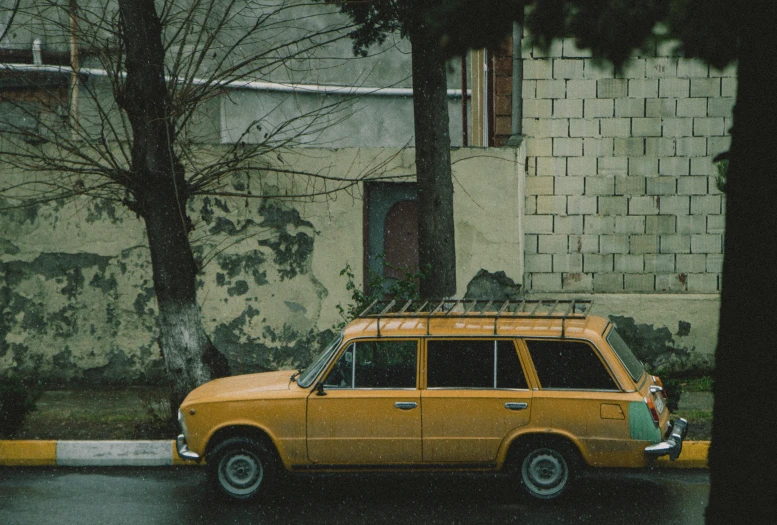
645, 418, 688, 460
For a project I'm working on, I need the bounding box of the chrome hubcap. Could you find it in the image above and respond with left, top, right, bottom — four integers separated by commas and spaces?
219, 452, 263, 495
522, 448, 568, 497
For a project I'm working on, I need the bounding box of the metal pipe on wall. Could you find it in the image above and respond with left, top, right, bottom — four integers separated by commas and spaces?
69, 0, 79, 134
461, 53, 468, 147
509, 18, 524, 145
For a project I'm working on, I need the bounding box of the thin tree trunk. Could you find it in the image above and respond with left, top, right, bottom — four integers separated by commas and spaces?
118, 0, 228, 410
706, 4, 777, 522
409, 24, 457, 299
143, 190, 228, 409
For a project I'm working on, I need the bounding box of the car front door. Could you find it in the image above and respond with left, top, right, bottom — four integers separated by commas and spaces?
306, 339, 421, 465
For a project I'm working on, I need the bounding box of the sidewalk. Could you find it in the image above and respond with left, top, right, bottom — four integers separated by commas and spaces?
0, 439, 195, 466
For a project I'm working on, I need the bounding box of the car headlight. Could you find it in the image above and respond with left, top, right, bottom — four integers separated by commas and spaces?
177, 409, 188, 436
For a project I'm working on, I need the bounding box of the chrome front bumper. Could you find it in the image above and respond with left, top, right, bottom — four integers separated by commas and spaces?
645, 418, 688, 460
176, 434, 201, 461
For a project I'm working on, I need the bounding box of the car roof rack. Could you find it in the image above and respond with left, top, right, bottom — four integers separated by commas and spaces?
357, 298, 593, 337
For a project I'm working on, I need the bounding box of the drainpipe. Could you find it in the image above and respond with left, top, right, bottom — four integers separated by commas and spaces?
461, 53, 468, 147
69, 0, 80, 134
507, 18, 524, 147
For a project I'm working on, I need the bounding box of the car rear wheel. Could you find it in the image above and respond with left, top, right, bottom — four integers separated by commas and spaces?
208, 437, 275, 501
517, 444, 574, 501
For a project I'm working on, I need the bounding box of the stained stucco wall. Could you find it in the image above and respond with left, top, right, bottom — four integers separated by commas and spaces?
0, 147, 524, 384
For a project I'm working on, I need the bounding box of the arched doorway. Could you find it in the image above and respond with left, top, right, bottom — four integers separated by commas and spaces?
364, 182, 418, 293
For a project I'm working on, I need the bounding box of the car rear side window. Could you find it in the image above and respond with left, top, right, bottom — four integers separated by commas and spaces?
323, 340, 417, 389
606, 327, 645, 382
525, 340, 619, 391
427, 339, 528, 389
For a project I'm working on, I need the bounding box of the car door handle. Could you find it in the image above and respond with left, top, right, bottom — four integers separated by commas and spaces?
505, 402, 528, 411
394, 402, 418, 410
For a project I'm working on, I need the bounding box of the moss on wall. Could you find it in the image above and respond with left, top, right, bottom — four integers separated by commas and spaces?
610, 315, 713, 376
1, 188, 333, 384
1, 147, 526, 385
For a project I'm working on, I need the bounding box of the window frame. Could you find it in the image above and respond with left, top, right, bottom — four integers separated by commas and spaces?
521, 337, 623, 393
424, 337, 531, 391
319, 337, 420, 390
605, 325, 646, 383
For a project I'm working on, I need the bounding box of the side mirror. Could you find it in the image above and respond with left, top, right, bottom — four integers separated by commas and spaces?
315, 381, 327, 396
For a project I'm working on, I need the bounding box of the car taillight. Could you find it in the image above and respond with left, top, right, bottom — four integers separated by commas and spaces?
652, 375, 667, 399
645, 397, 660, 427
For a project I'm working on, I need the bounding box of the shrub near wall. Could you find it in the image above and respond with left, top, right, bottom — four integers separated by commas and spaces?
0, 375, 39, 437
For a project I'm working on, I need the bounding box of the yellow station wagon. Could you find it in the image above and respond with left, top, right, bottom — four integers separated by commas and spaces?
176, 299, 687, 501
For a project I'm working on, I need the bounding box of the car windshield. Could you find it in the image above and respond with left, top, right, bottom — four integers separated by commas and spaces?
606, 327, 645, 382
297, 333, 343, 388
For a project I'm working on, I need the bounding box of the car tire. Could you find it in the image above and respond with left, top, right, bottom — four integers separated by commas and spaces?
516, 442, 575, 501
208, 437, 276, 501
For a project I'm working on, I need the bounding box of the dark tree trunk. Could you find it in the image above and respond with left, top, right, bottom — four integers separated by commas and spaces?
118, 0, 228, 410
706, 4, 777, 522
409, 24, 457, 300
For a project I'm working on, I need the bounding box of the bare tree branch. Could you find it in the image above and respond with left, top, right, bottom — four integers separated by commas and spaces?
0, 0, 22, 42
1, 0, 402, 214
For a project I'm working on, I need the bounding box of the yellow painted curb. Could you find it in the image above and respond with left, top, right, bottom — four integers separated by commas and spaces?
1, 439, 710, 469
0, 441, 57, 466
656, 440, 709, 468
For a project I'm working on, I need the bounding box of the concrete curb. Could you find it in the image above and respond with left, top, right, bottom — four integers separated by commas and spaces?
1, 440, 710, 468
0, 440, 195, 467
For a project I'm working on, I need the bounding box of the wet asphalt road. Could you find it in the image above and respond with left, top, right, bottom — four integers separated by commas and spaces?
0, 467, 708, 525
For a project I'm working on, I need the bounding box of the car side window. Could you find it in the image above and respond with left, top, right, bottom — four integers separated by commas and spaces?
323, 340, 417, 389
525, 340, 619, 391
427, 339, 528, 389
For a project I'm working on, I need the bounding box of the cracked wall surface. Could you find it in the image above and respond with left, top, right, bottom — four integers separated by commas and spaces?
531, 292, 718, 374
1, 147, 524, 384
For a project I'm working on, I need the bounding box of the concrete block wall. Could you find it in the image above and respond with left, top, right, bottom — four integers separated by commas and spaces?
522, 37, 733, 293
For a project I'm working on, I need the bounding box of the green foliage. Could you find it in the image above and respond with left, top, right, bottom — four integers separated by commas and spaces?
0, 375, 41, 438
662, 373, 713, 411
334, 258, 426, 330
330, 0, 409, 56
425, 1, 738, 71
715, 158, 728, 193
426, 0, 524, 57
527, 1, 668, 68
328, 0, 523, 58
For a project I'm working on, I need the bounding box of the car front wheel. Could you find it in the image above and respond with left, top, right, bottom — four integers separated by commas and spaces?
518, 444, 573, 501
208, 437, 275, 501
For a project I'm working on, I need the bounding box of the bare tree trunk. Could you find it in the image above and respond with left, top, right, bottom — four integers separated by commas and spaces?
118, 0, 228, 409
409, 24, 457, 299
706, 4, 777, 522
143, 190, 229, 409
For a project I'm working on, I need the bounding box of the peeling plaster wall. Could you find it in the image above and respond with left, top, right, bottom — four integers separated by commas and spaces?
530, 292, 719, 374
0, 199, 161, 383
1, 147, 524, 384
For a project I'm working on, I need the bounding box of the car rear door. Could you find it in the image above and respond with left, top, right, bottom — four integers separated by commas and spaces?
421, 338, 533, 464
522, 338, 636, 467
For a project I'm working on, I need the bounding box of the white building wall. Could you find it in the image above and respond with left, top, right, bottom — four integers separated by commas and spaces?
521, 37, 733, 295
